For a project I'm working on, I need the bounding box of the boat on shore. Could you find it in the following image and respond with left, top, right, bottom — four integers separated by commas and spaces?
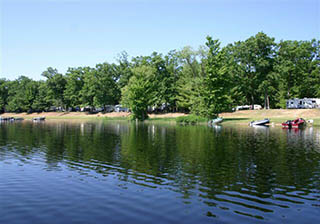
249, 118, 270, 126
32, 117, 46, 121
14, 117, 24, 121
0, 116, 24, 121
282, 118, 306, 129
209, 117, 223, 125
0, 117, 14, 121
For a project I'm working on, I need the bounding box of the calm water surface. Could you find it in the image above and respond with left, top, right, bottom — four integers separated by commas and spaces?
0, 120, 320, 223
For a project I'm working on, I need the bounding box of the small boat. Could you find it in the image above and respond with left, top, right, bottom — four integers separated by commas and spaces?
14, 117, 24, 121
32, 117, 46, 121
282, 118, 306, 129
209, 117, 223, 125
249, 118, 270, 126
0, 117, 14, 121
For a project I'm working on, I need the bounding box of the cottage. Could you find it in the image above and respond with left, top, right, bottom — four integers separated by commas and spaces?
286, 98, 320, 109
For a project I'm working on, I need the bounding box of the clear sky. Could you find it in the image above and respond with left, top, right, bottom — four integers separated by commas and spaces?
1, 0, 319, 80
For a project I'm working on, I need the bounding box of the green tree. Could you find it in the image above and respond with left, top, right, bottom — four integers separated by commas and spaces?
197, 37, 231, 118
80, 63, 120, 110
94, 63, 120, 107
6, 76, 38, 112
121, 65, 156, 120
116, 51, 133, 89
80, 68, 96, 109
163, 50, 181, 111
175, 46, 204, 112
131, 52, 178, 112
42, 67, 67, 109
64, 67, 86, 109
0, 79, 9, 113
230, 32, 277, 109
32, 81, 51, 111
276, 39, 320, 107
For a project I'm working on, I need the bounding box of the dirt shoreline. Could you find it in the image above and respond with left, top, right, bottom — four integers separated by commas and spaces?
1, 109, 319, 125
0, 112, 187, 119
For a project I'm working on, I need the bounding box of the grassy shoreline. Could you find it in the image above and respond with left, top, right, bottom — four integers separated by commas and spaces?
1, 109, 320, 125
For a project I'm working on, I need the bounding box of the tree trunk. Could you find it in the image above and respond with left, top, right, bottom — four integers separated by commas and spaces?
251, 95, 254, 110
264, 90, 270, 109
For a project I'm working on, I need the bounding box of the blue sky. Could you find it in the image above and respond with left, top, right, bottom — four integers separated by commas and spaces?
1, 0, 319, 80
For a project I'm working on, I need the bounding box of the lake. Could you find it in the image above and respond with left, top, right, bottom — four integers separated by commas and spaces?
1, 120, 319, 223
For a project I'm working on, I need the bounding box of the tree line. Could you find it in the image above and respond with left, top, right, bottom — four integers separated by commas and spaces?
0, 32, 319, 120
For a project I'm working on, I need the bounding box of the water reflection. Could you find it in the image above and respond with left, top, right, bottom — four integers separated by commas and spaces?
0, 121, 319, 223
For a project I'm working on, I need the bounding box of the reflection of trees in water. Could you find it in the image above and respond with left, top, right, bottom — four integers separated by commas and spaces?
120, 124, 320, 215
1, 122, 320, 219
0, 121, 125, 170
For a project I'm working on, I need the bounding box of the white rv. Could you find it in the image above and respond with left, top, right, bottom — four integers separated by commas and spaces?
286, 98, 320, 109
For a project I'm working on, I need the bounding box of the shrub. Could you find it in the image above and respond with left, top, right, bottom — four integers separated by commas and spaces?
176, 115, 208, 124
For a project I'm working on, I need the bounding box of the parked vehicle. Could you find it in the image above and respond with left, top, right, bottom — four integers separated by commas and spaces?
249, 118, 270, 126
148, 103, 170, 113
81, 106, 93, 112
286, 98, 320, 109
94, 107, 104, 113
282, 118, 306, 129
105, 105, 115, 112
114, 105, 129, 112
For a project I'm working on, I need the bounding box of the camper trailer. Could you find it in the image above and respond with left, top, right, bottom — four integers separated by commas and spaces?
286, 98, 320, 109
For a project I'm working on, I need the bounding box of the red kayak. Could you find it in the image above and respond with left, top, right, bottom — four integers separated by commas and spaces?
282, 118, 306, 129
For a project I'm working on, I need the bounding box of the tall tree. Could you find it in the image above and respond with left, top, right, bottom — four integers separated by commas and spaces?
163, 50, 181, 111
81, 63, 120, 110
131, 52, 177, 111
116, 51, 133, 89
0, 79, 9, 113
276, 39, 320, 107
42, 67, 67, 109
80, 68, 97, 109
175, 46, 204, 112
230, 32, 277, 109
94, 63, 120, 108
198, 37, 231, 118
32, 81, 51, 111
121, 65, 156, 120
6, 76, 38, 112
64, 67, 86, 109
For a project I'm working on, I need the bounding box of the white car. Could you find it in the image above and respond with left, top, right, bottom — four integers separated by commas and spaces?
114, 105, 129, 112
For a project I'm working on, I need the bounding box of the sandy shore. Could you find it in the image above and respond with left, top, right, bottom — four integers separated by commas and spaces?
1, 109, 319, 125
0, 112, 187, 119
